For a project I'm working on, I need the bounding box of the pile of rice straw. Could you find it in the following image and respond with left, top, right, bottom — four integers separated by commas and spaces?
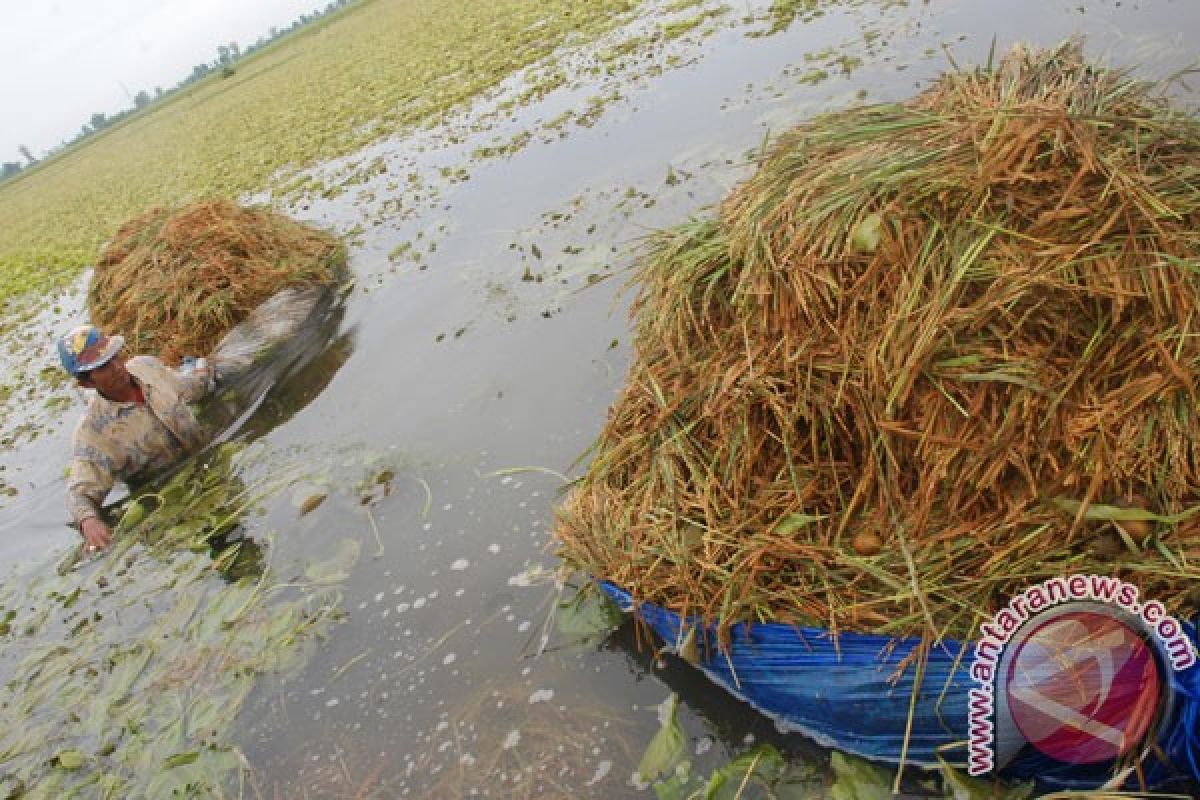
554, 43, 1200, 641
88, 199, 345, 364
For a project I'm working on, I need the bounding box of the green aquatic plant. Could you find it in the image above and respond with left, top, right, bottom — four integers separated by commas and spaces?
645, 733, 821, 799
0, 0, 647, 308
639, 694, 688, 785
554, 584, 624, 643
0, 443, 362, 799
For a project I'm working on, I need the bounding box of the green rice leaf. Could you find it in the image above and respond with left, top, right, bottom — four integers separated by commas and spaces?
850, 213, 883, 253
1050, 497, 1199, 524
774, 513, 827, 535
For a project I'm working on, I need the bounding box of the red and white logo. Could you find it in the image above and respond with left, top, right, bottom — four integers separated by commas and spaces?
966, 575, 1194, 777
1003, 609, 1163, 765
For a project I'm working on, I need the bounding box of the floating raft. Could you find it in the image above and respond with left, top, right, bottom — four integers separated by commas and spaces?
600, 582, 1200, 790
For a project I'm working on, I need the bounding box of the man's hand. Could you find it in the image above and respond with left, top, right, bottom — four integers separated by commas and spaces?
80, 516, 113, 552
180, 356, 217, 394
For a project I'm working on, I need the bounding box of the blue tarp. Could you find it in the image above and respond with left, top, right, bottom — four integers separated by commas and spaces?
599, 581, 1200, 790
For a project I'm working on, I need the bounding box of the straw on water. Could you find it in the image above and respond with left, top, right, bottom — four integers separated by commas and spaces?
554, 43, 1200, 641
88, 199, 345, 364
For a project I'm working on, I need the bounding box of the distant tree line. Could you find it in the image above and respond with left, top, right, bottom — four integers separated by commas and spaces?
2, 0, 355, 184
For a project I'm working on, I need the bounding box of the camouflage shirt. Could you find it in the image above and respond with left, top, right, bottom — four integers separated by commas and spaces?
67, 356, 211, 526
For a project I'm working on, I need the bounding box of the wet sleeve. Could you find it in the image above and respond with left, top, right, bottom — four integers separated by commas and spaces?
66, 454, 113, 528
173, 358, 215, 403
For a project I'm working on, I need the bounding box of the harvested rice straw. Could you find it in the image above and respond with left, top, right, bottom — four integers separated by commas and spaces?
554, 42, 1200, 642
89, 199, 345, 364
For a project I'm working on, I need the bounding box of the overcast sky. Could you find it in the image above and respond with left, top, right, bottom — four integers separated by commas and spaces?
1, 0, 330, 162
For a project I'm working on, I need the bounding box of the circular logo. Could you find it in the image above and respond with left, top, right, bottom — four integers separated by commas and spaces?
1003, 609, 1164, 765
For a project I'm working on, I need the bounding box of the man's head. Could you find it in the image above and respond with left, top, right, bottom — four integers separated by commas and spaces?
57, 325, 130, 397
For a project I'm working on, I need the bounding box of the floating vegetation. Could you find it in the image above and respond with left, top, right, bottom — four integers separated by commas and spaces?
661, 7, 728, 40
756, 0, 831, 35
0, 443, 360, 798
554, 43, 1200, 640
635, 699, 1031, 799
88, 199, 345, 364
0, 0, 647, 306
651, 740, 823, 799
553, 582, 624, 644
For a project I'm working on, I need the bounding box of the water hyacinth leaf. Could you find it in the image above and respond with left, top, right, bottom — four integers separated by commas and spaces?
145, 755, 226, 798
60, 587, 82, 609
702, 744, 786, 799
772, 771, 824, 800
305, 537, 361, 584
195, 582, 254, 637
98, 774, 125, 800
55, 545, 80, 576
162, 750, 199, 768
638, 694, 687, 784
653, 761, 694, 800
850, 212, 883, 253
82, 645, 156, 739
107, 643, 156, 702
184, 696, 228, 744
54, 749, 87, 769
830, 752, 893, 800
939, 759, 1033, 800
117, 499, 148, 532
556, 587, 623, 641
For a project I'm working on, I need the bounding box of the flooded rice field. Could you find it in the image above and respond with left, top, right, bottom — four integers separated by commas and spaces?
1, 0, 1198, 796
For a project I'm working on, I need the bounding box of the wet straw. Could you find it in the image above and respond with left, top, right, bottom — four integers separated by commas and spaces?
554, 41, 1200, 642
88, 199, 345, 364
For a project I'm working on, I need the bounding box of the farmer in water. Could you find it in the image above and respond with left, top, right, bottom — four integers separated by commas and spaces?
57, 325, 215, 553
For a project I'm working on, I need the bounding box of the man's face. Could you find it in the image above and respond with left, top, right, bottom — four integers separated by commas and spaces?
78, 357, 131, 400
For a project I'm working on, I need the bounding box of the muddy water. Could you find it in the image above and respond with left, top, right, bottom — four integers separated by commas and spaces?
3, 0, 1198, 796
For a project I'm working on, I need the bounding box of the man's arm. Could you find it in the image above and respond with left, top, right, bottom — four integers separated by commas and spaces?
174, 357, 216, 403
129, 354, 215, 404
67, 452, 115, 550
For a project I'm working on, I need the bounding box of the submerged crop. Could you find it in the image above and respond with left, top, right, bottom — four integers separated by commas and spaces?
0, 443, 363, 798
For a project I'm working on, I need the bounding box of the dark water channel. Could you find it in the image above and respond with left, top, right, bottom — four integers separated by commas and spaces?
3, 0, 1198, 796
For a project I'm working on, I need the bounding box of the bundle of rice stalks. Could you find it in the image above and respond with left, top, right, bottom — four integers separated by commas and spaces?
554, 42, 1200, 641
88, 199, 345, 364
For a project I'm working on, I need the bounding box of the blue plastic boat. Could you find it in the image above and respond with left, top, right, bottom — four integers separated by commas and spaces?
599, 581, 1200, 790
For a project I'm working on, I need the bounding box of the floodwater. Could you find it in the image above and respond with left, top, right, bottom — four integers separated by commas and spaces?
1, 0, 1198, 796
